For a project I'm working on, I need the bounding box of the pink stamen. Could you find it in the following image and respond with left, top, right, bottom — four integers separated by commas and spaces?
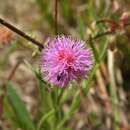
58, 50, 75, 65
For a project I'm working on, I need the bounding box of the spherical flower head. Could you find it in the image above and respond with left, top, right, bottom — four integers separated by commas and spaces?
40, 36, 94, 88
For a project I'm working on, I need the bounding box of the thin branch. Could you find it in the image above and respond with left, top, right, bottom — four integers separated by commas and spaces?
7, 59, 23, 81
96, 19, 119, 26
86, 31, 112, 43
0, 18, 44, 50
1, 59, 23, 98
0, 91, 4, 120
124, 22, 130, 27
93, 31, 112, 40
55, 0, 58, 35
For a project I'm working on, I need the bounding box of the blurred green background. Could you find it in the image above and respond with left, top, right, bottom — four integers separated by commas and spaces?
0, 0, 130, 130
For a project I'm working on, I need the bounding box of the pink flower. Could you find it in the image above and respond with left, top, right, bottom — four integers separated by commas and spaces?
40, 36, 93, 88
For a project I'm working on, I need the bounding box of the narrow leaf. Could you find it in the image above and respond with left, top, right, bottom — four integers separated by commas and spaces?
6, 82, 35, 130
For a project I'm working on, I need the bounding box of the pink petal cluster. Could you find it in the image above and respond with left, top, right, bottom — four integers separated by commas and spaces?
40, 36, 93, 88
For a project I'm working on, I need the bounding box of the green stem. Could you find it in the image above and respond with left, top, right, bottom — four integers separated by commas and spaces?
53, 87, 60, 127
37, 109, 55, 130
57, 115, 69, 130
84, 38, 109, 95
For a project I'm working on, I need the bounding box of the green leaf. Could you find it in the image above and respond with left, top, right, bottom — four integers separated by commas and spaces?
78, 17, 85, 40
6, 82, 35, 130
57, 92, 80, 129
60, 0, 75, 26
99, 38, 109, 61
68, 93, 80, 116
4, 98, 20, 129
24, 60, 53, 113
60, 0, 70, 19
37, 109, 55, 130
88, 38, 100, 63
35, 0, 54, 28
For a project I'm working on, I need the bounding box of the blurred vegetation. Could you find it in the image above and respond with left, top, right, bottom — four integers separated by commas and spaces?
0, 0, 130, 130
